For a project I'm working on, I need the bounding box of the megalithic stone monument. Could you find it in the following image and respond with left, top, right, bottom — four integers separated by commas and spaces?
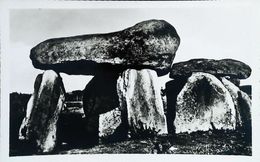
174, 72, 236, 133
166, 58, 252, 134
23, 19, 180, 152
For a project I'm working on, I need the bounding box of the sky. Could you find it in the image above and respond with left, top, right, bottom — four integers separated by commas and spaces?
9, 6, 255, 93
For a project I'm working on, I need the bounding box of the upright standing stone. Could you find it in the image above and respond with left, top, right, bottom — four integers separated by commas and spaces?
117, 69, 168, 136
221, 77, 251, 129
19, 70, 65, 153
174, 72, 236, 133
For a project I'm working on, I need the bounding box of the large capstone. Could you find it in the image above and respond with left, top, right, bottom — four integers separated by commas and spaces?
19, 70, 65, 153
170, 59, 251, 79
117, 69, 168, 136
174, 72, 236, 133
30, 19, 180, 76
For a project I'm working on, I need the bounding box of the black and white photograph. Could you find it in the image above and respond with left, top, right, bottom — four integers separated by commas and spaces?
1, 1, 260, 162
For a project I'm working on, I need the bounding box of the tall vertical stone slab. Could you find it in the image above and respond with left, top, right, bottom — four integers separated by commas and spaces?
19, 70, 65, 153
174, 72, 236, 133
221, 77, 251, 129
117, 69, 168, 136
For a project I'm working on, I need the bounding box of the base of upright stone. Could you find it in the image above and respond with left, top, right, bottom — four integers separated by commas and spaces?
99, 108, 128, 143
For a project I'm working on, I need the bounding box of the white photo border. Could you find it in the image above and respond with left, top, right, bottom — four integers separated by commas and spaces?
1, 0, 260, 162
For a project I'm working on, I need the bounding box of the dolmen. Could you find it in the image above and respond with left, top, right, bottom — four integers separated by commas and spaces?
18, 18, 252, 154
166, 59, 251, 134
19, 19, 180, 153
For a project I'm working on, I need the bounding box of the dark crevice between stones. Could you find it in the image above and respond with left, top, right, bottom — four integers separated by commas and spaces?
31, 60, 171, 77
165, 77, 188, 135
237, 91, 252, 145
9, 93, 31, 156
82, 72, 120, 116
240, 85, 252, 99
100, 123, 128, 144
56, 114, 99, 151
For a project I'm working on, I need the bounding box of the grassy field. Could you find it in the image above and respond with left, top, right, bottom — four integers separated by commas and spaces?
55, 129, 251, 155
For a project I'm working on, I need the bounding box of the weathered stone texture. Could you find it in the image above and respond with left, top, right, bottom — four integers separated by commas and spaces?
174, 72, 236, 133
30, 19, 180, 76
99, 108, 122, 137
19, 70, 65, 153
117, 69, 168, 135
221, 77, 251, 129
170, 59, 251, 79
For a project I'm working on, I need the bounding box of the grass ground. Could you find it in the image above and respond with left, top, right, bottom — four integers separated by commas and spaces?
55, 129, 251, 155
9, 92, 251, 156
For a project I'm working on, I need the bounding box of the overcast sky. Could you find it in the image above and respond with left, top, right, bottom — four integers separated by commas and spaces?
9, 6, 255, 93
